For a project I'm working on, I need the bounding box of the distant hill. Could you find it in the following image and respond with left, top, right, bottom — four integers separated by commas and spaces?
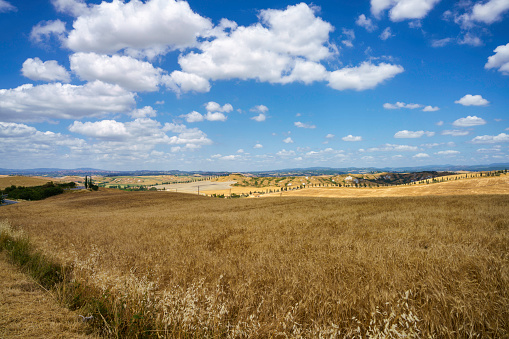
0, 163, 508, 177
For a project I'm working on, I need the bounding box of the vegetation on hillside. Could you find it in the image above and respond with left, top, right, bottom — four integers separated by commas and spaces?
0, 191, 507, 337
3, 182, 75, 201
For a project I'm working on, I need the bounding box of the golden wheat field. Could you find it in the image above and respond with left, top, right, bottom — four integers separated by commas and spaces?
1, 186, 508, 338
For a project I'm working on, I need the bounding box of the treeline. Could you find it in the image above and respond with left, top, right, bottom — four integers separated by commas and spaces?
1, 182, 75, 201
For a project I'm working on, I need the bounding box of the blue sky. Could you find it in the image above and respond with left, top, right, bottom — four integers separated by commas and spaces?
1, 0, 508, 171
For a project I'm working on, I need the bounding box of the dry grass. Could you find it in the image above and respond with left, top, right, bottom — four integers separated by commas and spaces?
0, 251, 95, 338
275, 173, 509, 198
0, 175, 62, 190
0, 189, 508, 337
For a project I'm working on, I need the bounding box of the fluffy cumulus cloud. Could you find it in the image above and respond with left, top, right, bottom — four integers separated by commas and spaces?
70, 53, 162, 92
485, 43, 509, 75
383, 102, 422, 109
294, 121, 316, 129
413, 152, 430, 158
130, 106, 157, 118
30, 20, 67, 43
394, 130, 435, 138
69, 120, 129, 140
253, 143, 263, 149
0, 81, 135, 122
283, 137, 294, 143
0, 122, 87, 166
356, 14, 377, 32
456, 0, 509, 28
205, 102, 233, 113
328, 62, 404, 91
452, 116, 487, 127
250, 105, 269, 122
471, 133, 509, 144
0, 0, 16, 12
21, 58, 71, 83
65, 0, 212, 58
455, 94, 489, 106
422, 105, 439, 112
182, 111, 204, 123
162, 71, 210, 95
179, 3, 335, 85
342, 135, 363, 142
371, 0, 441, 21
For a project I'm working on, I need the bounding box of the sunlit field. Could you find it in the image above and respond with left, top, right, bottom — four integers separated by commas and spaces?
1, 190, 508, 337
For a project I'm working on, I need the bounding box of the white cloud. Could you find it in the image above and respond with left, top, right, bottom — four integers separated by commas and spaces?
0, 122, 87, 165
341, 28, 355, 47
356, 14, 377, 32
254, 143, 263, 149
250, 105, 269, 113
69, 120, 129, 140
413, 152, 430, 158
458, 33, 483, 46
204, 112, 227, 122
394, 130, 435, 138
65, 0, 212, 58
0, 0, 16, 12
328, 62, 404, 91
371, 0, 441, 21
162, 71, 211, 95
0, 122, 36, 137
277, 149, 296, 156
452, 116, 487, 127
21, 58, 71, 83
205, 102, 233, 113
442, 129, 470, 136
70, 52, 162, 92
485, 43, 509, 75
455, 94, 489, 106
380, 27, 394, 40
462, 0, 509, 26
436, 150, 460, 155
30, 20, 67, 43
436, 121, 444, 126
130, 106, 157, 118
471, 133, 509, 144
422, 105, 439, 112
294, 121, 316, 129
236, 149, 244, 153
342, 135, 363, 142
431, 38, 452, 47
182, 111, 204, 123
51, 0, 88, 16
368, 144, 418, 152
251, 114, 267, 122
383, 101, 422, 109
0, 81, 135, 122
179, 3, 336, 85
325, 133, 335, 138
283, 137, 294, 143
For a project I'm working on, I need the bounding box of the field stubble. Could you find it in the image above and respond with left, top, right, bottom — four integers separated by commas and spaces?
0, 190, 508, 337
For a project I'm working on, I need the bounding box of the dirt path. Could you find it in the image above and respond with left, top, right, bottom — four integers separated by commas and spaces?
0, 253, 96, 338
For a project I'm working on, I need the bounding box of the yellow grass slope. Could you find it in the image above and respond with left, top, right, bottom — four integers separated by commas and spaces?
0, 176, 59, 190
277, 173, 509, 198
0, 252, 95, 338
0, 189, 508, 337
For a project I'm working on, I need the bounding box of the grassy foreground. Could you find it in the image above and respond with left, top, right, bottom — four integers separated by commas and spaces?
1, 190, 508, 337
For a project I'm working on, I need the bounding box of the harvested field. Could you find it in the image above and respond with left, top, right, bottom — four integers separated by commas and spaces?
274, 173, 509, 198
0, 176, 61, 190
0, 188, 508, 337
